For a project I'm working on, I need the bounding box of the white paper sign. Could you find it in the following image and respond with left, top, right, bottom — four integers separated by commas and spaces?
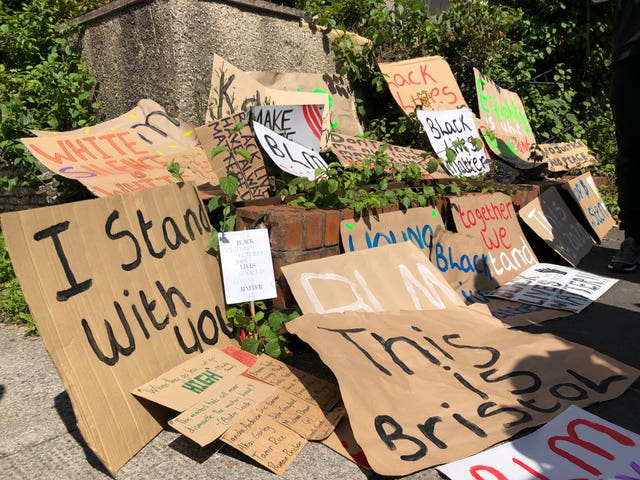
438, 405, 640, 480
249, 104, 324, 152
417, 108, 490, 177
218, 229, 277, 304
489, 263, 617, 313
252, 121, 328, 180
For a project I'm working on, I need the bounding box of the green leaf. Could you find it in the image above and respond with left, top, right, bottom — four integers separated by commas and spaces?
254, 310, 265, 322
210, 145, 228, 158
235, 148, 252, 163
220, 175, 239, 198
241, 337, 260, 354
264, 338, 282, 359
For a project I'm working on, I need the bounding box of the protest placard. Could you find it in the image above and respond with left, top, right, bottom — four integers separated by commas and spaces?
378, 56, 467, 115
249, 104, 324, 151
282, 242, 473, 316
449, 192, 538, 284
474, 68, 536, 163
438, 405, 640, 480
537, 139, 597, 172
206, 55, 331, 146
218, 229, 277, 304
32, 99, 200, 151
490, 263, 617, 313
252, 121, 328, 180
22, 129, 219, 198
519, 187, 595, 266
246, 71, 363, 137
565, 172, 616, 241
286, 308, 639, 476
195, 111, 270, 200
340, 207, 444, 253
417, 108, 490, 177
330, 132, 449, 179
0, 183, 235, 474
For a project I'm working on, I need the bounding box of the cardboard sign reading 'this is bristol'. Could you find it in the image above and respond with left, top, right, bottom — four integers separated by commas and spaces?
438, 405, 640, 480
195, 111, 270, 201
340, 207, 443, 254
281, 242, 467, 315
519, 187, 595, 266
474, 68, 536, 163
417, 108, 490, 177
218, 228, 277, 304
564, 172, 616, 241
0, 183, 235, 474
449, 192, 538, 284
330, 132, 448, 179
378, 56, 467, 115
286, 308, 639, 476
253, 121, 328, 180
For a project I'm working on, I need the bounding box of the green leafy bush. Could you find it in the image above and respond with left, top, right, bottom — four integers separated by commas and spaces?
0, 234, 35, 334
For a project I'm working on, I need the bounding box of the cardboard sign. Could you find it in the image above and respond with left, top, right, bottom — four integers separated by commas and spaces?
565, 173, 616, 241
519, 187, 595, 266
281, 242, 469, 315
417, 108, 490, 177
32, 98, 199, 150
249, 104, 324, 151
132, 348, 248, 411
378, 56, 467, 115
449, 192, 538, 284
0, 183, 235, 474
252, 121, 328, 180
340, 207, 444, 253
285, 308, 639, 476
438, 405, 640, 480
474, 68, 536, 163
195, 111, 270, 201
206, 54, 330, 146
218, 229, 277, 304
330, 132, 449, 179
490, 263, 618, 313
22, 130, 219, 197
246, 71, 363, 137
221, 411, 307, 475
537, 139, 597, 172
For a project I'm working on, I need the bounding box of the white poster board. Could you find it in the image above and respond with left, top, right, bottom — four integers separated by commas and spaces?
490, 263, 617, 313
417, 108, 490, 177
438, 405, 640, 480
249, 104, 324, 152
252, 121, 328, 180
218, 229, 277, 304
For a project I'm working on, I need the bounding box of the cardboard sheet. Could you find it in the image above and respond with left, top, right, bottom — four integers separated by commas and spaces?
564, 172, 616, 241
417, 108, 490, 177
286, 308, 639, 476
195, 111, 270, 201
449, 192, 538, 284
519, 187, 595, 266
537, 139, 597, 172
474, 68, 536, 163
340, 207, 444, 253
438, 405, 640, 479
281, 242, 469, 315
330, 132, 449, 179
378, 56, 467, 115
0, 183, 235, 474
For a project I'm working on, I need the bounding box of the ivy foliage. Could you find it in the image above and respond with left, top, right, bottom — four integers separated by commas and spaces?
298, 0, 616, 165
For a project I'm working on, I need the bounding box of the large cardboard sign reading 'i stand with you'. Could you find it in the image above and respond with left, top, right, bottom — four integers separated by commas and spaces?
0, 183, 236, 474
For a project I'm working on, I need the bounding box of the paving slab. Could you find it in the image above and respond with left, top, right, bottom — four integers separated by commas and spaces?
0, 227, 638, 480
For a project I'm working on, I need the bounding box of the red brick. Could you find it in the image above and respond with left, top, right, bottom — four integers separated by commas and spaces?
268, 209, 303, 251
303, 210, 324, 250
509, 185, 541, 210
323, 209, 342, 247
341, 208, 355, 221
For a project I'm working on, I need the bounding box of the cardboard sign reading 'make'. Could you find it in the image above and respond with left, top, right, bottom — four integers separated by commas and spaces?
286, 308, 639, 476
0, 183, 235, 474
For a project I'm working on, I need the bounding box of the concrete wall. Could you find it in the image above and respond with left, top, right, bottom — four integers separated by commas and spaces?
77, 0, 338, 125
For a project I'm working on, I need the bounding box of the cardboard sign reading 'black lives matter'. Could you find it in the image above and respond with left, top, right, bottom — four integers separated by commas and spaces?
286, 308, 638, 476
0, 183, 236, 475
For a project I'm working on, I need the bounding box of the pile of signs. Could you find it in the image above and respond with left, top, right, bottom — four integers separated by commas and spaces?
4, 45, 631, 479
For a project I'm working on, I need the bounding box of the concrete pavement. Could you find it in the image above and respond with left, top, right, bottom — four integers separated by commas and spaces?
0, 227, 638, 480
